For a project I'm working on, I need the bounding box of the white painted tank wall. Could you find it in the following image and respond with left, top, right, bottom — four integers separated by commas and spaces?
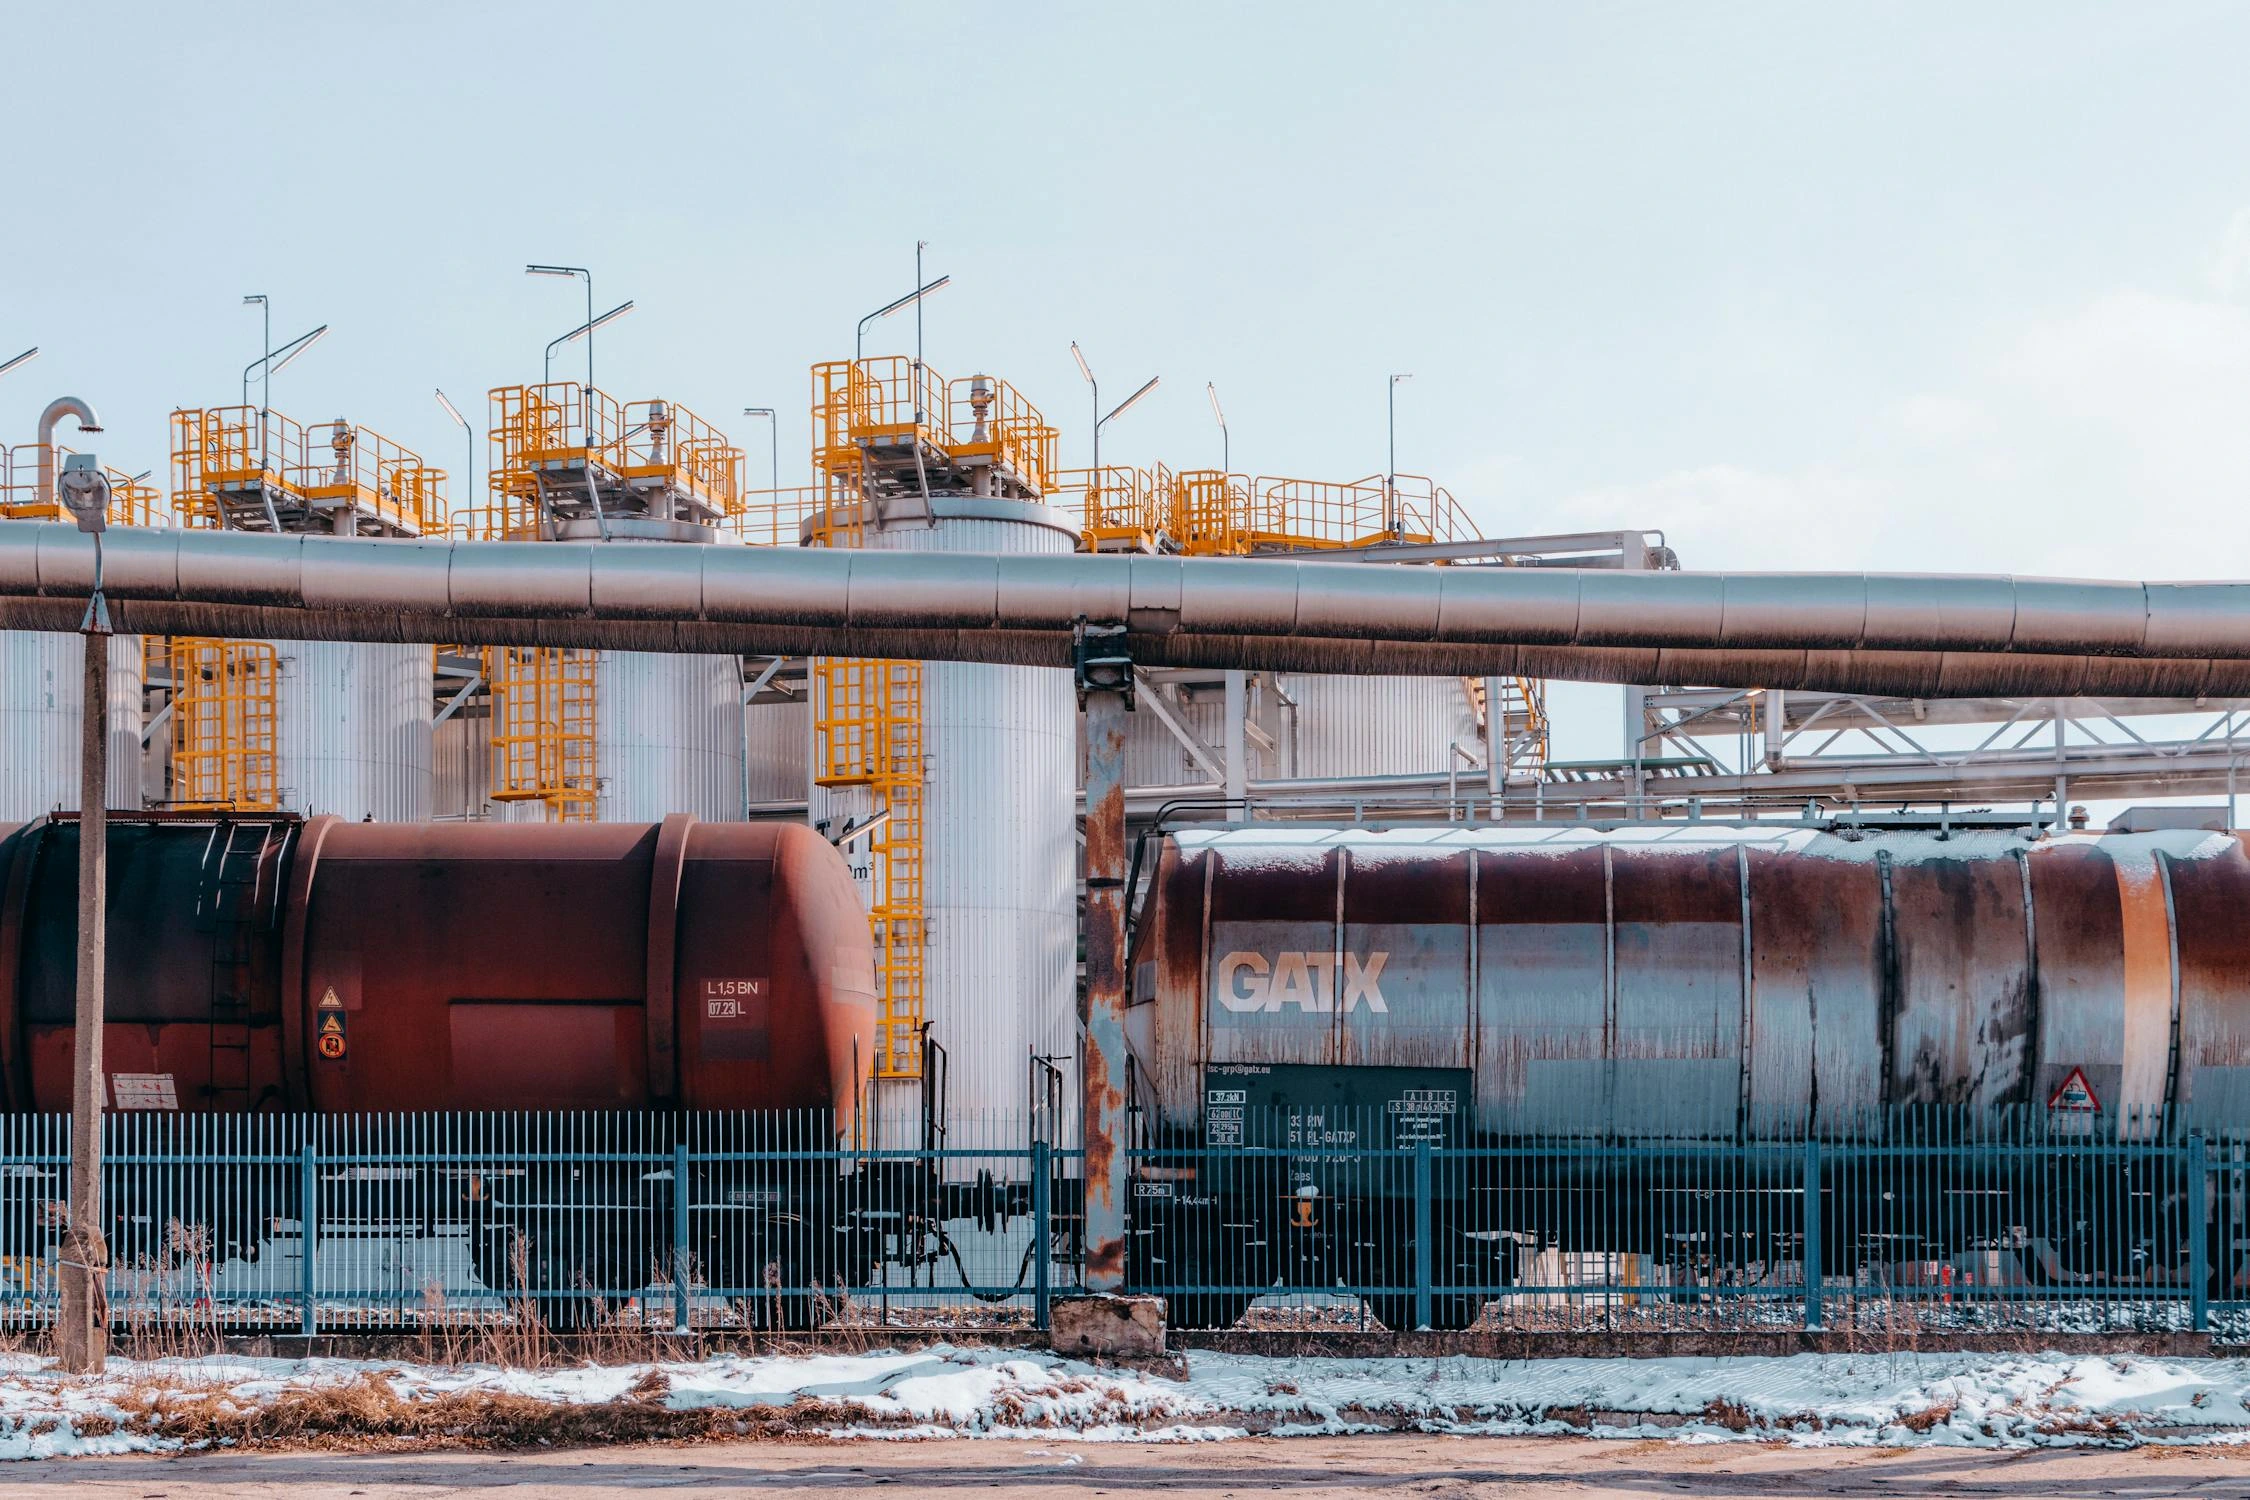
278, 641, 432, 821
1276, 673, 1480, 777
1118, 672, 1479, 788
594, 650, 744, 822
809, 504, 1078, 1130
0, 630, 145, 817
431, 709, 491, 821
744, 697, 808, 809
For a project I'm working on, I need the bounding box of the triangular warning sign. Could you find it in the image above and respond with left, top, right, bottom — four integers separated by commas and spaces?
318, 1013, 345, 1037
318, 987, 344, 1011
2048, 1066, 2100, 1113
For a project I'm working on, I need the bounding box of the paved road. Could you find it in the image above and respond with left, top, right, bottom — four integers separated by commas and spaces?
5, 1436, 2248, 1498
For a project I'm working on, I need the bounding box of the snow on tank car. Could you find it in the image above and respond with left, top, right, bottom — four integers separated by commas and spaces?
1122, 821, 2250, 1327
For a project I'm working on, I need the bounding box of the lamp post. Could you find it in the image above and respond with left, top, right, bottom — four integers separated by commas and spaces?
527, 266, 593, 387
0, 348, 38, 380
742, 407, 778, 495
243, 295, 267, 409
1207, 382, 1228, 472
48, 415, 109, 1375
855, 275, 951, 364
1387, 372, 1413, 535
240, 323, 328, 409
544, 302, 634, 387
434, 388, 473, 520
1071, 342, 1159, 477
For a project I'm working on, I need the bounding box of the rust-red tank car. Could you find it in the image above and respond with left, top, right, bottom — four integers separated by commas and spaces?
0, 813, 878, 1121
1126, 823, 2250, 1140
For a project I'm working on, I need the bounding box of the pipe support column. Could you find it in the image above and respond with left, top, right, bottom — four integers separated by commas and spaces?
1075, 623, 1133, 1294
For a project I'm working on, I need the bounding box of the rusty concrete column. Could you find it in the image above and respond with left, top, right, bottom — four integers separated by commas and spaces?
1075, 622, 1133, 1294
58, 623, 109, 1372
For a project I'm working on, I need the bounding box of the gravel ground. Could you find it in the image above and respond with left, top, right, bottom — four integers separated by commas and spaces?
4, 1434, 2248, 1497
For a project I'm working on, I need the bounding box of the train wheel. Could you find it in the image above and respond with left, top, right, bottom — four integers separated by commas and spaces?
1141, 1197, 1271, 1331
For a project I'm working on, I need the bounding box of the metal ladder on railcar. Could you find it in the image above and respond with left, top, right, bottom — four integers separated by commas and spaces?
202, 820, 285, 1108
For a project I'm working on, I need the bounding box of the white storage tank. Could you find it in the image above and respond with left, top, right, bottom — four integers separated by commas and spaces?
0, 630, 145, 817
809, 497, 1079, 1125
593, 650, 744, 823
278, 641, 433, 822
1118, 671, 1479, 791
744, 694, 809, 814
1277, 673, 1480, 777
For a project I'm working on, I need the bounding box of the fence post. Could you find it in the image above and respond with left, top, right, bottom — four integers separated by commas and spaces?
1413, 1138, 1433, 1332
1031, 1139, 1052, 1330
672, 1138, 691, 1334
1802, 1137, 1823, 1333
2189, 1133, 2210, 1334
299, 1137, 319, 1340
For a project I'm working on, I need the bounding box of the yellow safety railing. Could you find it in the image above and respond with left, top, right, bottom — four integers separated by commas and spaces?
811, 356, 945, 458
489, 384, 745, 525
1171, 468, 1257, 555
170, 407, 442, 535
809, 358, 1057, 498
166, 638, 279, 811
0, 444, 167, 526
617, 399, 744, 517
487, 645, 597, 822
945, 374, 1058, 495
726, 485, 826, 548
1047, 466, 1162, 549
489, 383, 625, 483
170, 406, 303, 526
390, 465, 450, 537
294, 420, 444, 536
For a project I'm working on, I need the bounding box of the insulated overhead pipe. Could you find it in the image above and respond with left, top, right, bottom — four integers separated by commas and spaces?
4, 522, 2250, 698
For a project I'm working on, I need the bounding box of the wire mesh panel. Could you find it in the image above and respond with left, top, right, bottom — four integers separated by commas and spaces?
1127, 1105, 2249, 1337
2, 1107, 2240, 1340
0, 1111, 1080, 1337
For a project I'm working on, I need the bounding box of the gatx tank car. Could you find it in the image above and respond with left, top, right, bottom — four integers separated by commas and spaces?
0, 811, 880, 1325
1124, 822, 2250, 1327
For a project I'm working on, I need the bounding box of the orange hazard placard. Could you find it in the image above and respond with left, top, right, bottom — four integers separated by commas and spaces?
2048, 1066, 2099, 1112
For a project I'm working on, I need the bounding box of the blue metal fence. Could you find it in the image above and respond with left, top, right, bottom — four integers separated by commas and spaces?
0, 1109, 2240, 1338
1128, 1108, 2250, 1337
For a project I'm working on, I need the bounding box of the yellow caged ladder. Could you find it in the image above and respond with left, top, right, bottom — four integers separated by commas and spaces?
486, 645, 597, 822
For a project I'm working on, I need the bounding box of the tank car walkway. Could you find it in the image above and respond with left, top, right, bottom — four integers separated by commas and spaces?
10, 1436, 2249, 1498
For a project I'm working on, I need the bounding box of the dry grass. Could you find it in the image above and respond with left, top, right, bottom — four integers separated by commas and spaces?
98, 1371, 873, 1452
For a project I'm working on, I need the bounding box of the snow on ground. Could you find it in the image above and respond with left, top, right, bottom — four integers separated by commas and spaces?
0, 1346, 2247, 1458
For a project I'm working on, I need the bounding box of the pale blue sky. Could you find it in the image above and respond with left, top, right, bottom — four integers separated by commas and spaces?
8, 2, 2250, 757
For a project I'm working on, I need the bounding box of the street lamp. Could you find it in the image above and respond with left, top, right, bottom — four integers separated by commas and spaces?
856, 275, 951, 363
526, 265, 594, 387
742, 407, 778, 495
243, 295, 267, 408
1387, 372, 1413, 533
241, 323, 328, 408
435, 388, 474, 513
1207, 381, 1228, 472
1071, 341, 1159, 477
544, 301, 634, 386
0, 348, 38, 380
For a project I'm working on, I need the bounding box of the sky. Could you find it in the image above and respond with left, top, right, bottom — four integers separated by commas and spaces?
7, 1, 2250, 762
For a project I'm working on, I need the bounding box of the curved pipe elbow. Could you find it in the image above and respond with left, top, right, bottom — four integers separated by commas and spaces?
32, 397, 103, 505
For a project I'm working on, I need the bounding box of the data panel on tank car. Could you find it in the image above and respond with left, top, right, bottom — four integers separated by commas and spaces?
1203, 1062, 1472, 1150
